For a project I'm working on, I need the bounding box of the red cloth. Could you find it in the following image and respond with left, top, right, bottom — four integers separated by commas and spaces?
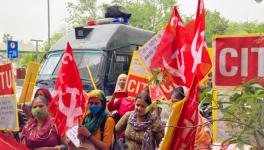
49, 42, 86, 136
170, 1, 211, 149
107, 97, 135, 117
149, 6, 188, 87
170, 76, 200, 150
184, 0, 212, 82
0, 132, 30, 150
149, 2, 211, 89
34, 87, 52, 103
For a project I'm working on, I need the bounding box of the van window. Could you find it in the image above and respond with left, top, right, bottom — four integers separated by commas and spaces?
39, 51, 103, 81
40, 53, 61, 76
115, 55, 131, 74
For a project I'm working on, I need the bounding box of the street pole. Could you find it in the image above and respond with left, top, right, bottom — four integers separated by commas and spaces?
31, 39, 43, 62
47, 0, 51, 47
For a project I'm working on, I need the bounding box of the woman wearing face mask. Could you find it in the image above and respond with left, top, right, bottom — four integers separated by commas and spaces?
21, 96, 66, 150
22, 87, 52, 119
78, 90, 115, 150
107, 74, 135, 122
115, 93, 164, 150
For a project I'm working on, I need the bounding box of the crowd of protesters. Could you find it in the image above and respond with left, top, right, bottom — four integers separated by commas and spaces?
0, 73, 212, 150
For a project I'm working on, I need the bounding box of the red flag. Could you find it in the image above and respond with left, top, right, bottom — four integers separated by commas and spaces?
149, 84, 165, 101
150, 6, 188, 87
169, 1, 211, 149
49, 42, 86, 136
149, 0, 211, 88
170, 76, 200, 150
0, 132, 30, 150
185, 0, 212, 80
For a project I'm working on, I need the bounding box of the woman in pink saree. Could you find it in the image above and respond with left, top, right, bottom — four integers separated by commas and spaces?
21, 96, 67, 150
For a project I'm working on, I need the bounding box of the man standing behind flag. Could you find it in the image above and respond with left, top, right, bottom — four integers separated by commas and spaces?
49, 42, 86, 136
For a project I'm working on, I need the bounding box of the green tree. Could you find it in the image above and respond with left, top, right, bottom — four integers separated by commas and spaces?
41, 32, 65, 52
254, 0, 263, 3
112, 0, 174, 32
205, 10, 229, 47
2, 33, 13, 43
224, 21, 264, 34
66, 0, 104, 29
66, 0, 175, 32
218, 80, 264, 149
17, 53, 38, 67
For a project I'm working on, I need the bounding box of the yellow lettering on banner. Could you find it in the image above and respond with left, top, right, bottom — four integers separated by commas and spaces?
18, 62, 40, 104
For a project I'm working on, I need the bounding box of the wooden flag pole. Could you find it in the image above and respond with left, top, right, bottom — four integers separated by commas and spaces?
86, 66, 97, 90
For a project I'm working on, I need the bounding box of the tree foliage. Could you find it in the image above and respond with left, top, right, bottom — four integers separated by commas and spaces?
112, 0, 174, 32
2, 33, 13, 43
254, 0, 263, 3
218, 80, 264, 149
41, 32, 65, 52
17, 53, 42, 67
205, 10, 229, 47
66, 0, 175, 32
224, 21, 264, 34
66, 0, 103, 29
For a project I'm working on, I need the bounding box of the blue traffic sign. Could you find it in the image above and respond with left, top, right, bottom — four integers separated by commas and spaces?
7, 40, 18, 59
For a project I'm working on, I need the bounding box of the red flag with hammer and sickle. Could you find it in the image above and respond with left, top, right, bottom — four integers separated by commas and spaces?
49, 42, 86, 136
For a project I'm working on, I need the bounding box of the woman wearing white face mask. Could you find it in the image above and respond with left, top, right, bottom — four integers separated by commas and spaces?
115, 93, 164, 150
21, 96, 67, 150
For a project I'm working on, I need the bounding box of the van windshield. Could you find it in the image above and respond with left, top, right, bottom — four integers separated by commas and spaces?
39, 50, 103, 81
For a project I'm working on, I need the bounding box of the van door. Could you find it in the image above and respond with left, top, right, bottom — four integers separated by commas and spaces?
105, 51, 132, 95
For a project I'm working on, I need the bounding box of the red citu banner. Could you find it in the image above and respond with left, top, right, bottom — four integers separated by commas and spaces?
214, 35, 264, 87
0, 63, 14, 96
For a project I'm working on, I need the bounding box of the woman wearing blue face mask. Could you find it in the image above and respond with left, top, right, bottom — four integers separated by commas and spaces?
78, 90, 115, 150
